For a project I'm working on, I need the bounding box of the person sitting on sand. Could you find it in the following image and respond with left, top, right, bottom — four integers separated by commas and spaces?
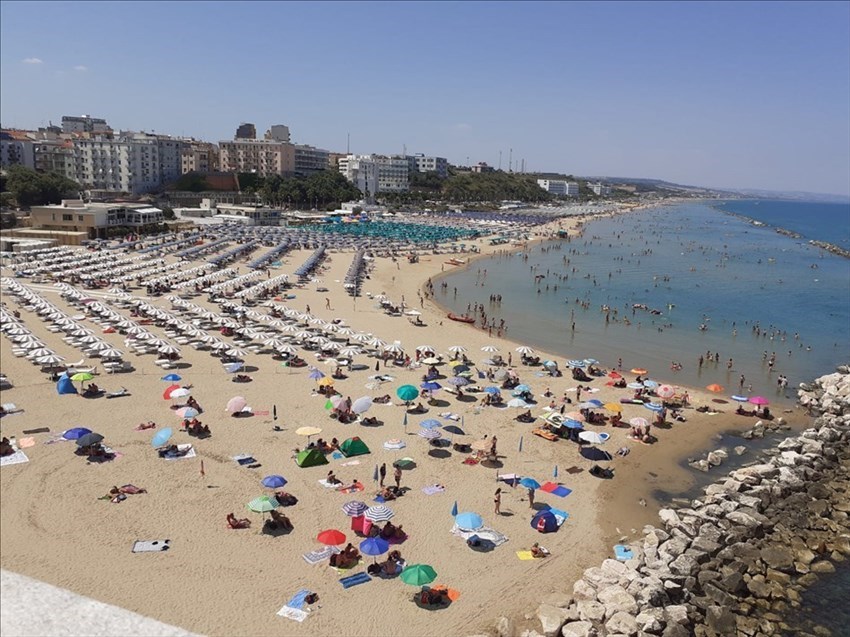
186, 396, 201, 412
379, 486, 397, 501
374, 394, 392, 404
330, 543, 360, 568
227, 513, 251, 529
531, 542, 550, 558
420, 588, 449, 606
1, 437, 15, 457
610, 413, 623, 427
330, 438, 340, 451
327, 470, 342, 485
361, 415, 379, 425
268, 510, 293, 531
274, 491, 298, 506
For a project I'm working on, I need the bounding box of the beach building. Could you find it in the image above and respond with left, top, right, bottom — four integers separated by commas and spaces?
235, 123, 256, 140
218, 139, 295, 177
0, 131, 35, 170
589, 182, 612, 196
60, 115, 111, 134
470, 162, 495, 173
28, 199, 163, 240
537, 179, 579, 196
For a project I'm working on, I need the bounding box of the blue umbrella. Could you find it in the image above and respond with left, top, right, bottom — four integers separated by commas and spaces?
455, 511, 483, 530
519, 477, 541, 490
452, 365, 470, 374
420, 381, 442, 391
567, 359, 585, 368
56, 375, 77, 395
643, 380, 659, 389
309, 369, 325, 380
563, 419, 585, 429
161, 373, 182, 382
514, 384, 531, 393
360, 536, 390, 557
419, 419, 442, 430
583, 358, 598, 366
261, 475, 287, 489
451, 501, 458, 517
63, 427, 92, 440
151, 427, 173, 447
587, 399, 603, 408
731, 395, 749, 402
644, 402, 664, 412
484, 386, 501, 395
446, 376, 469, 386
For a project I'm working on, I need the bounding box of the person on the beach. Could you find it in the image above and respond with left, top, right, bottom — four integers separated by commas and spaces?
394, 465, 402, 489
379, 463, 387, 487
327, 470, 342, 485
494, 488, 502, 515
490, 436, 498, 457
531, 542, 549, 558
527, 487, 535, 508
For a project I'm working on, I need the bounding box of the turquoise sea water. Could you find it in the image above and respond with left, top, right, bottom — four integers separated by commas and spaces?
434, 201, 850, 402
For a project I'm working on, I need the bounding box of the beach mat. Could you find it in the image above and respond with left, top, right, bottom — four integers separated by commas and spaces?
339, 572, 372, 589
539, 482, 571, 497
516, 550, 535, 560
22, 427, 50, 435
318, 479, 342, 490
451, 525, 508, 546
0, 450, 29, 467
614, 545, 634, 561
18, 437, 36, 449
285, 588, 311, 610
303, 546, 340, 565
276, 606, 308, 622
232, 454, 257, 466
566, 466, 583, 474
163, 447, 196, 461
132, 539, 170, 553
421, 485, 445, 495
430, 584, 461, 602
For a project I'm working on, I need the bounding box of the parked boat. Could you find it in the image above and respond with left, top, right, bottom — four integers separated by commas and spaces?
447, 313, 476, 324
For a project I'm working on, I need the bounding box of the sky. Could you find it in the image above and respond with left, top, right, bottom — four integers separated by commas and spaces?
2, 1, 849, 196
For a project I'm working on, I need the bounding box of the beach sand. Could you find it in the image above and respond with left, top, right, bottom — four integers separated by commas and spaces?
0, 212, 811, 637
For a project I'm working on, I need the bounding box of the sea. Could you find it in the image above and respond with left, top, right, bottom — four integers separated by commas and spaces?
434, 197, 850, 633
433, 199, 850, 404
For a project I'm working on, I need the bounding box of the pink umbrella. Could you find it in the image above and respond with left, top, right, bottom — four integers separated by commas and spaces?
226, 396, 248, 413
565, 411, 585, 422
749, 396, 769, 406
657, 385, 676, 399
629, 417, 649, 428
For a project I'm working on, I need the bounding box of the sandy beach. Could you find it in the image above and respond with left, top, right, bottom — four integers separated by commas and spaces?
0, 209, 812, 637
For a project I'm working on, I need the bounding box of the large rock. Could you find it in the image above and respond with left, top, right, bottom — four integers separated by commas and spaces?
496, 616, 515, 637
560, 621, 594, 637
596, 585, 637, 615
659, 508, 681, 529
664, 605, 690, 626
760, 545, 794, 570
668, 553, 699, 576
635, 610, 665, 634
605, 611, 638, 636
576, 600, 606, 623
572, 579, 598, 601
705, 605, 737, 634
536, 604, 567, 637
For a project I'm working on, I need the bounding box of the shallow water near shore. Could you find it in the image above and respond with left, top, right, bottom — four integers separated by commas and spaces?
434, 201, 850, 402
786, 561, 850, 636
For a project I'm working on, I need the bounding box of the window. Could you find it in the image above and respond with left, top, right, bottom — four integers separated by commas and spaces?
78, 215, 84, 221
62, 214, 73, 221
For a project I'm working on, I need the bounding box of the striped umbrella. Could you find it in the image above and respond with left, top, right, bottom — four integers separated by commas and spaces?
364, 504, 394, 522
341, 501, 369, 517
419, 419, 442, 430
418, 428, 440, 440
657, 385, 676, 399
644, 402, 664, 413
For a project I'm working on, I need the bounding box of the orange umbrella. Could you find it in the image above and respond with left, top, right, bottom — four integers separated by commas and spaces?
705, 384, 724, 393
630, 368, 648, 375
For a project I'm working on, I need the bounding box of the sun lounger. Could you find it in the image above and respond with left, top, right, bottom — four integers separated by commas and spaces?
302, 546, 340, 565
532, 428, 559, 442
339, 572, 372, 589
132, 539, 170, 553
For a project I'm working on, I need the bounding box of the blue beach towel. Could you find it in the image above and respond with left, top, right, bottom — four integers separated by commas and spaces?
550, 486, 572, 498
287, 589, 311, 610
332, 452, 343, 460
614, 545, 634, 561
548, 507, 569, 524
374, 495, 386, 503
339, 572, 372, 589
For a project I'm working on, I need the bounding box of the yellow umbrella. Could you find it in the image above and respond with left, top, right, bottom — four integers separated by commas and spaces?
603, 403, 622, 413
318, 377, 335, 386
296, 426, 322, 437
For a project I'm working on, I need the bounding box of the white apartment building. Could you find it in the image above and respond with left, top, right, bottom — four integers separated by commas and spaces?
537, 179, 579, 196
375, 155, 409, 192
589, 182, 612, 196
218, 139, 295, 177
0, 133, 35, 169
34, 139, 77, 181
293, 144, 330, 176
74, 136, 161, 194
61, 115, 110, 134
410, 154, 448, 178
338, 155, 378, 199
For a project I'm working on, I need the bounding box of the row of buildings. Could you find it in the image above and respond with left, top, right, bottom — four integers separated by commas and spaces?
536, 179, 611, 197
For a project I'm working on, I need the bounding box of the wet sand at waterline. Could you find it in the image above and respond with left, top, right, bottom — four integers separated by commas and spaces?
0, 212, 811, 637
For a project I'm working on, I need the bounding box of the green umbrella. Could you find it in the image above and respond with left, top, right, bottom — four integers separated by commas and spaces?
397, 385, 419, 402
247, 495, 279, 517
400, 564, 437, 586
71, 372, 94, 382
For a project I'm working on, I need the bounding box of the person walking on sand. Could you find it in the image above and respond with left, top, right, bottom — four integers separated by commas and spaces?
527, 487, 535, 509
494, 488, 502, 515
379, 463, 387, 487
326, 298, 332, 310
394, 465, 402, 489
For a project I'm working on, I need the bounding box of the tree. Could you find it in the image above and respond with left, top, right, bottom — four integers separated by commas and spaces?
171, 173, 210, 192
161, 206, 175, 220
2, 166, 81, 208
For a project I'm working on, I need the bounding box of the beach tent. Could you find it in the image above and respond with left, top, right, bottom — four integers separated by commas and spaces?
340, 437, 370, 457
295, 448, 329, 468
56, 375, 77, 395
531, 510, 559, 533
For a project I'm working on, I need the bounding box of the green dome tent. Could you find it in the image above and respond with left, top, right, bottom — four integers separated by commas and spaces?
295, 447, 329, 468
339, 437, 370, 457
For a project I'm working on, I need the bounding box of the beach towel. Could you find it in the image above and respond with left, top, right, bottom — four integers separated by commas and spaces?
22, 427, 49, 435
374, 495, 386, 503
340, 482, 365, 494
540, 482, 571, 497
331, 451, 344, 460
277, 589, 312, 622
516, 550, 535, 560
341, 460, 361, 467
0, 450, 29, 467
439, 412, 460, 421
429, 585, 461, 602
132, 540, 170, 553
614, 545, 634, 561
450, 525, 508, 546
339, 572, 372, 589
302, 546, 340, 565
253, 410, 269, 416
548, 507, 569, 525
163, 447, 196, 461
318, 479, 342, 489
422, 485, 445, 495
462, 457, 479, 465
232, 454, 257, 466
18, 437, 36, 449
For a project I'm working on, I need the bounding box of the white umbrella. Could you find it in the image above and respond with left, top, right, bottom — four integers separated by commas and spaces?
506, 398, 529, 408
384, 343, 404, 354
578, 431, 609, 445
515, 346, 535, 354
415, 345, 435, 352
481, 345, 500, 353
158, 344, 181, 355
447, 345, 467, 354
225, 347, 247, 358
276, 344, 298, 355
36, 354, 66, 365
338, 346, 360, 358
100, 348, 124, 359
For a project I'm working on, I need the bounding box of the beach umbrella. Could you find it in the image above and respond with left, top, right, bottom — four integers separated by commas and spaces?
603, 403, 623, 413
579, 431, 610, 445
308, 369, 325, 380
226, 396, 248, 413
484, 386, 501, 395
56, 375, 77, 395
657, 385, 676, 399
360, 537, 389, 561
318, 377, 334, 387
448, 345, 467, 354
515, 346, 535, 354
443, 424, 465, 436
706, 384, 724, 393
514, 384, 531, 393
62, 427, 92, 440
247, 495, 279, 515
100, 348, 124, 359
421, 357, 441, 365
396, 385, 419, 402
471, 439, 489, 451
506, 398, 529, 408
583, 358, 598, 366
563, 418, 584, 430
420, 381, 441, 391
351, 396, 373, 415
644, 402, 664, 413
578, 402, 599, 410
749, 396, 770, 406
454, 511, 483, 531
176, 406, 199, 419
586, 399, 604, 408
731, 395, 749, 402
519, 477, 541, 490
261, 475, 287, 489
317, 529, 346, 546
76, 432, 104, 447
151, 428, 173, 447
36, 354, 66, 365
170, 388, 191, 399
418, 428, 440, 440
629, 417, 649, 428
341, 501, 369, 517
365, 504, 395, 522
71, 372, 94, 382
543, 360, 558, 369
419, 419, 442, 430
567, 359, 586, 368
626, 382, 644, 390
400, 564, 438, 587
446, 376, 470, 387
415, 345, 435, 352
481, 345, 499, 353
161, 373, 182, 381
643, 380, 659, 390
565, 411, 585, 422
162, 384, 182, 400
296, 426, 322, 437
581, 447, 613, 462
223, 362, 245, 374
631, 368, 648, 375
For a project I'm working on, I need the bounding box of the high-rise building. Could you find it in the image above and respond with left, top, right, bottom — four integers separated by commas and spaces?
181, 141, 219, 174
264, 125, 291, 143
34, 139, 77, 181
338, 155, 377, 201
409, 154, 448, 178
235, 123, 257, 140
74, 134, 174, 194
218, 139, 294, 177
374, 155, 410, 192
293, 144, 330, 176
0, 131, 35, 169
61, 115, 111, 134
589, 182, 612, 196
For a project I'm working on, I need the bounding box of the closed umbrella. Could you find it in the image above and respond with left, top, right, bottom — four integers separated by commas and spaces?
400, 564, 437, 587
454, 511, 483, 530
364, 505, 394, 522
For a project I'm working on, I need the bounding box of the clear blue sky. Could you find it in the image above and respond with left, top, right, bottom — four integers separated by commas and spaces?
2, 1, 849, 196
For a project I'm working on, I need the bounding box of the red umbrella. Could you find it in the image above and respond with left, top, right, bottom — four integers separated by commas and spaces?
608, 371, 622, 379
162, 384, 181, 400
317, 529, 346, 545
